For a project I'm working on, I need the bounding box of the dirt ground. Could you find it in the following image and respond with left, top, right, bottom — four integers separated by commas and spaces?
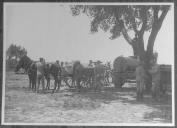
4, 71, 172, 124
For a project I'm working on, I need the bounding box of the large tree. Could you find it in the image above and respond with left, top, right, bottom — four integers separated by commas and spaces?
70, 5, 170, 90
70, 5, 170, 66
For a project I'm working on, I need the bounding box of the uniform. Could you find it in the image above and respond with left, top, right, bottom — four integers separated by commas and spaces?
36, 61, 45, 92
149, 64, 161, 99
135, 64, 146, 100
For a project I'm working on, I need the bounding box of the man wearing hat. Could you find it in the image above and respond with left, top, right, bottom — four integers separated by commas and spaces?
55, 60, 60, 66
94, 60, 102, 66
135, 58, 146, 100
88, 60, 93, 67
61, 61, 64, 68
148, 53, 161, 100
36, 57, 45, 93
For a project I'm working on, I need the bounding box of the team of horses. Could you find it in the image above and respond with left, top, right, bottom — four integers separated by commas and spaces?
15, 55, 112, 93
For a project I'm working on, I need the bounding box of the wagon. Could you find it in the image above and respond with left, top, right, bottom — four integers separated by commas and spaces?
112, 56, 138, 88
112, 56, 172, 93
159, 64, 172, 93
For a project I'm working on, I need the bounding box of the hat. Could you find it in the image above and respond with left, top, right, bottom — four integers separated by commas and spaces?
39, 58, 43, 62
56, 60, 60, 64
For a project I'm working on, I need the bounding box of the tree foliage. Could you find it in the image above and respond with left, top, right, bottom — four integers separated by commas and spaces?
6, 44, 27, 60
70, 5, 170, 60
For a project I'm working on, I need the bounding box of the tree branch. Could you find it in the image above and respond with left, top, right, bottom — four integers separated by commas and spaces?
122, 27, 133, 45
132, 17, 139, 34
128, 6, 138, 35
157, 6, 170, 30
116, 17, 133, 45
139, 22, 146, 36
139, 7, 149, 36
147, 6, 169, 55
153, 6, 160, 24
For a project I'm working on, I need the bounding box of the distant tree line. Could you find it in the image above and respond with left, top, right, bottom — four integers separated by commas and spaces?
6, 44, 27, 61
6, 44, 27, 70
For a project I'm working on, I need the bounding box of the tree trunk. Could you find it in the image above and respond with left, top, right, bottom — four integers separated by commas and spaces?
131, 42, 138, 58
144, 52, 153, 93
144, 25, 162, 92
131, 35, 152, 93
122, 6, 169, 93
131, 35, 145, 61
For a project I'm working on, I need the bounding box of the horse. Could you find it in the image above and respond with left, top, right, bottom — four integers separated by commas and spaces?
15, 55, 48, 93
15, 55, 37, 91
72, 61, 94, 91
48, 63, 62, 93
43, 62, 74, 92
60, 65, 74, 88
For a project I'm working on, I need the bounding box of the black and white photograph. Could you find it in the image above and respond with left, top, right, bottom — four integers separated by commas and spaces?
2, 2, 174, 126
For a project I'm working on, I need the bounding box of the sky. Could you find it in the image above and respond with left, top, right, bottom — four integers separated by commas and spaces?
4, 3, 174, 64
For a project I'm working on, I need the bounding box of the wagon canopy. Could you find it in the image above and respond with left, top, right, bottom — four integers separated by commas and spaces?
113, 56, 139, 72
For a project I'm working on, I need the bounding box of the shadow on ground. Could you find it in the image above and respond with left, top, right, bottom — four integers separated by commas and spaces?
64, 86, 172, 122
6, 71, 172, 123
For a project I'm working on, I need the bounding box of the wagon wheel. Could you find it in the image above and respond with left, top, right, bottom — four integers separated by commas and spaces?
67, 78, 73, 88
116, 77, 125, 88
80, 80, 86, 88
63, 77, 73, 88
84, 77, 93, 88
80, 78, 90, 88
113, 72, 125, 88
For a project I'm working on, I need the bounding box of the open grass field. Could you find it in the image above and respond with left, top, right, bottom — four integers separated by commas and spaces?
4, 71, 172, 124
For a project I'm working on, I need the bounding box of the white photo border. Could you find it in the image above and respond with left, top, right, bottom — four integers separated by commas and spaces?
1, 2, 175, 126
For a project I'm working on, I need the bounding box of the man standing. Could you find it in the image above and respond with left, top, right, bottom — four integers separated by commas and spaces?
135, 60, 146, 100
36, 57, 45, 93
148, 54, 161, 100
88, 60, 93, 67
61, 61, 64, 68
52, 60, 62, 92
